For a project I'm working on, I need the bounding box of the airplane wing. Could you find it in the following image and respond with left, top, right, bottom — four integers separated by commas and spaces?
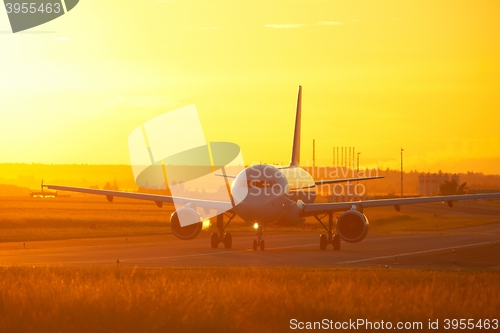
43, 184, 233, 212
302, 193, 500, 216
314, 176, 384, 185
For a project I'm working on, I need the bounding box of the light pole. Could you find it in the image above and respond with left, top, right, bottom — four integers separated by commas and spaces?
313, 139, 315, 167
357, 152, 361, 177
401, 147, 404, 197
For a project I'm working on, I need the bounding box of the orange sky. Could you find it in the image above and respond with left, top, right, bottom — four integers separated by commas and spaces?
1, 0, 499, 174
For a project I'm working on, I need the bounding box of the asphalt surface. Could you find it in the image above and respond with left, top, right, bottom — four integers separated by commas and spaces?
1, 222, 500, 269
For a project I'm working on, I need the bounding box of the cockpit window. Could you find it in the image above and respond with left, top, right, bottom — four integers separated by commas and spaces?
246, 180, 275, 188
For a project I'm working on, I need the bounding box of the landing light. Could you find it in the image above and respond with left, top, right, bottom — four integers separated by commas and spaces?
253, 223, 259, 229
202, 219, 211, 230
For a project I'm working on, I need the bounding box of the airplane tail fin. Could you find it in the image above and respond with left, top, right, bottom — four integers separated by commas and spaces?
289, 86, 302, 167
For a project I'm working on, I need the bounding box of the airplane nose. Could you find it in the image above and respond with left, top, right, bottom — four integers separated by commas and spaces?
232, 164, 289, 223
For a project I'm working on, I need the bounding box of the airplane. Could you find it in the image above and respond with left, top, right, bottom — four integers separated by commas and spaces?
43, 86, 500, 251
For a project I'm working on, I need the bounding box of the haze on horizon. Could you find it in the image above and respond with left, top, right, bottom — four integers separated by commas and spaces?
1, 0, 499, 174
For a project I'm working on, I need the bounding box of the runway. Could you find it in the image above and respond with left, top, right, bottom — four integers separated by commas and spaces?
1, 222, 500, 269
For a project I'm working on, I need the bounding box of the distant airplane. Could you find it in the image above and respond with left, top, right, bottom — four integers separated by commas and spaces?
44, 86, 500, 251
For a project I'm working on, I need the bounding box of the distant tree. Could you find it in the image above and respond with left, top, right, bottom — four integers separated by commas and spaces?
103, 180, 119, 191
439, 180, 468, 195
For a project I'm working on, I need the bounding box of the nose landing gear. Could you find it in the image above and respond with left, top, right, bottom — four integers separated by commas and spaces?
315, 213, 341, 251
253, 224, 265, 250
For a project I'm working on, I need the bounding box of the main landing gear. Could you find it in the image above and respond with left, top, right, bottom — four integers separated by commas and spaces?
315, 213, 341, 251
253, 224, 265, 251
211, 212, 236, 249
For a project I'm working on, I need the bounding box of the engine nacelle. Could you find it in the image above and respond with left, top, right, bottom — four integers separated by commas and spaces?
336, 210, 369, 243
169, 208, 202, 240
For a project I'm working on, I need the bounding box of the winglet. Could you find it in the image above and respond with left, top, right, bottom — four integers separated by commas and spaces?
290, 86, 302, 167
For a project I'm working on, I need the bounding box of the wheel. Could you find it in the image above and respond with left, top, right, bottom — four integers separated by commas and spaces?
333, 234, 341, 251
319, 234, 327, 250
223, 233, 232, 249
211, 233, 219, 249
260, 239, 265, 251
253, 239, 258, 250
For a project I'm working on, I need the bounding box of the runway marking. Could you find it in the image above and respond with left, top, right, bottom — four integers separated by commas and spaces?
123, 243, 321, 262
4, 233, 497, 266
34, 249, 255, 265
101, 237, 422, 263
123, 249, 254, 262
1, 236, 436, 265
336, 240, 499, 265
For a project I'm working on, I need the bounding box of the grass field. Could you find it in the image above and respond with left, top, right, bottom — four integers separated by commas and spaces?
1, 197, 499, 332
0, 196, 171, 242
0, 196, 499, 242
0, 266, 498, 333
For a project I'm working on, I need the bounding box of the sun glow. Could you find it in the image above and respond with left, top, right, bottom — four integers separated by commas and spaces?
1, 1, 499, 174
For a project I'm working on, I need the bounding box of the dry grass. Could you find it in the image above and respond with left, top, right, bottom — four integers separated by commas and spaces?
0, 266, 498, 333
0, 196, 171, 242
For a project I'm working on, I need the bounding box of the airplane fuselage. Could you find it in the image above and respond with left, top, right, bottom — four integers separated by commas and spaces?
231, 164, 316, 227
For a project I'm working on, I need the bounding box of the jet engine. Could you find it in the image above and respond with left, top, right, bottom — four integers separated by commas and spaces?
336, 210, 369, 243
169, 208, 202, 240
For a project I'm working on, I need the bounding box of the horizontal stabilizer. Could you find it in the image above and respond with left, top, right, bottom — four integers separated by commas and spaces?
214, 173, 237, 179
315, 176, 384, 185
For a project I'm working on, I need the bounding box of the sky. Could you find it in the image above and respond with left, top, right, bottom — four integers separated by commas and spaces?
1, 0, 499, 174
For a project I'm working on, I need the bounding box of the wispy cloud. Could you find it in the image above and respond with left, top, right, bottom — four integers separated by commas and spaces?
317, 21, 343, 26
264, 24, 306, 29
